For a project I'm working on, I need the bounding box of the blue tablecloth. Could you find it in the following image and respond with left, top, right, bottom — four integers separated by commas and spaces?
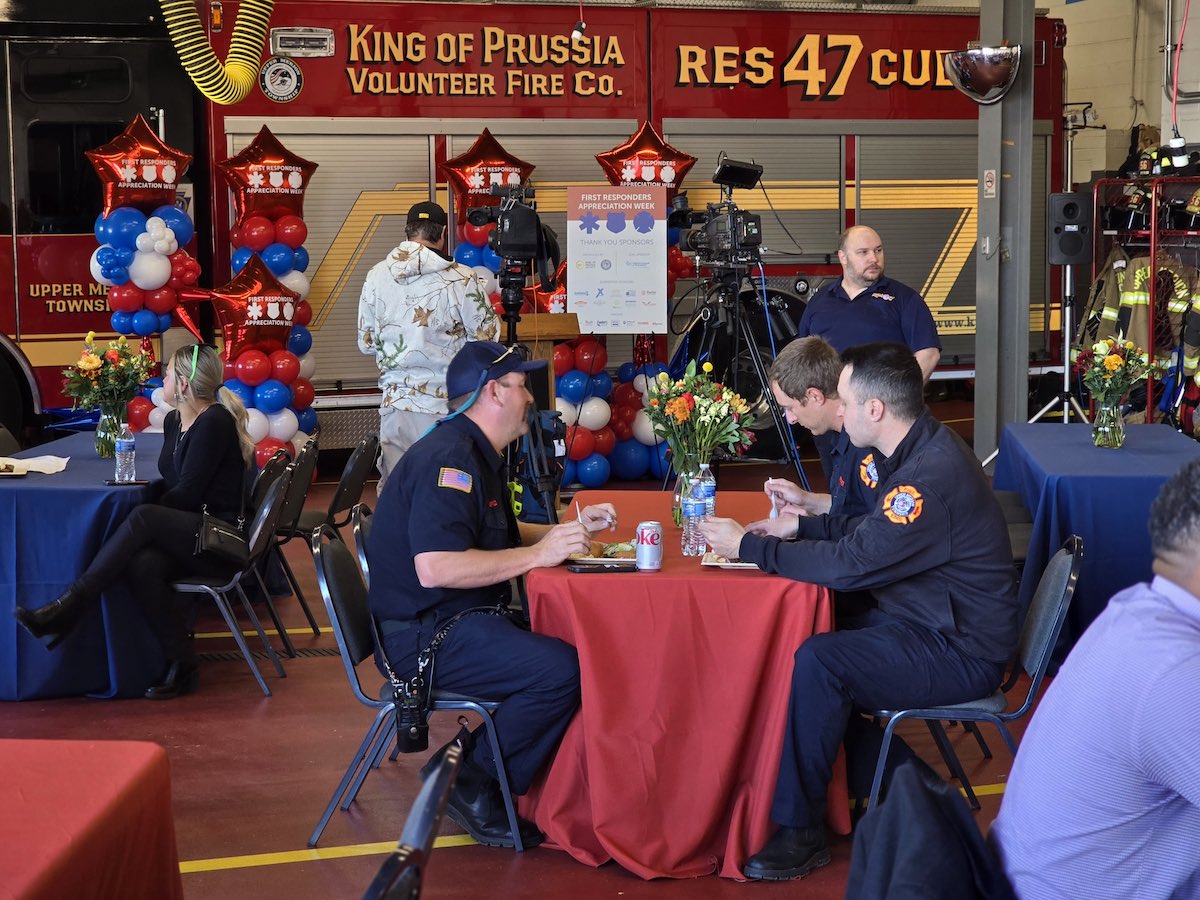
993, 423, 1200, 653
2, 431, 167, 700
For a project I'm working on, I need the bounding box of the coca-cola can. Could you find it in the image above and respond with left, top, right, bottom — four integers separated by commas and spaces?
635, 521, 663, 571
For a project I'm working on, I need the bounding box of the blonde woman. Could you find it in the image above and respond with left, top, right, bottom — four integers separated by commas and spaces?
15, 344, 256, 698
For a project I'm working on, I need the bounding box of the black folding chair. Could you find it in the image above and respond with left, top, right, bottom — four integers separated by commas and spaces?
308, 523, 525, 851
360, 745, 462, 900
250, 448, 290, 512
264, 438, 322, 638
287, 432, 379, 537
867, 535, 1084, 811
171, 471, 295, 696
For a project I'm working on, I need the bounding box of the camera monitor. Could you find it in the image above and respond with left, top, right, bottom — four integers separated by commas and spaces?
713, 155, 763, 191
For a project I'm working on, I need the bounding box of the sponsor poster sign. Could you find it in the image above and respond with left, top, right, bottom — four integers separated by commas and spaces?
566, 186, 667, 335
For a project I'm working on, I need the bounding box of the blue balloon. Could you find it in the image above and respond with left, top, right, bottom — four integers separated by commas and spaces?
480, 246, 503, 272
94, 212, 108, 244
114, 247, 134, 266
576, 452, 611, 488
589, 371, 613, 401
296, 407, 318, 434
453, 243, 482, 267
231, 247, 254, 274
617, 362, 638, 383
557, 370, 588, 404
110, 311, 133, 335
131, 309, 159, 337
151, 205, 195, 247
610, 439, 650, 481
96, 246, 117, 266
261, 242, 295, 276
104, 208, 148, 250
157, 313, 173, 333
254, 379, 290, 414
223, 378, 254, 408
288, 324, 313, 356
647, 362, 670, 379
667, 226, 681, 247
561, 458, 578, 487
293, 246, 310, 272
141, 376, 163, 400
106, 267, 130, 286
648, 440, 672, 479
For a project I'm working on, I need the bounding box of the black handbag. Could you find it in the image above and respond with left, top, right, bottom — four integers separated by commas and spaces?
194, 504, 249, 566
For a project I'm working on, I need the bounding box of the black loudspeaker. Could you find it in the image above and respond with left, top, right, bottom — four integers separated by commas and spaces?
1047, 192, 1094, 266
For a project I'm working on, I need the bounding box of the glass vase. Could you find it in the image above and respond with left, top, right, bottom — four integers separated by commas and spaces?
1091, 400, 1125, 449
671, 466, 699, 527
95, 406, 125, 459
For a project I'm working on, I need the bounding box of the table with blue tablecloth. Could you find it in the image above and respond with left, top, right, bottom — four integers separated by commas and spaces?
993, 423, 1200, 652
1, 430, 167, 700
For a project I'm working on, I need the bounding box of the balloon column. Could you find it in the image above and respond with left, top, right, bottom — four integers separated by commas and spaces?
86, 115, 201, 338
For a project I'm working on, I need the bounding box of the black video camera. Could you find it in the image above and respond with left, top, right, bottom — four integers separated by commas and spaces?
670, 191, 763, 267
466, 184, 560, 293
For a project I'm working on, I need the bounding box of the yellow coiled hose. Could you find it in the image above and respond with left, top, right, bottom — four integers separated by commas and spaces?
159, 0, 274, 105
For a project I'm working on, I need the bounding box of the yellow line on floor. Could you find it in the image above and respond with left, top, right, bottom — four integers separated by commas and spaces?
179, 834, 477, 874
194, 627, 320, 640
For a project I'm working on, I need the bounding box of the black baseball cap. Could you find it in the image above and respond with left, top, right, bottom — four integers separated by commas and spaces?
446, 340, 546, 400
407, 200, 448, 228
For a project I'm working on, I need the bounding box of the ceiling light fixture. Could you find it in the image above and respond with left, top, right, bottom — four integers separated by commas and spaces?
571, 0, 586, 41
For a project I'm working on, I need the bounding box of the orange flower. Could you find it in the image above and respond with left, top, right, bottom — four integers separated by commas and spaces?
1103, 354, 1123, 373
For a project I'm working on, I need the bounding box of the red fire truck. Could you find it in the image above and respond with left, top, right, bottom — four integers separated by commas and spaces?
0, 0, 1066, 443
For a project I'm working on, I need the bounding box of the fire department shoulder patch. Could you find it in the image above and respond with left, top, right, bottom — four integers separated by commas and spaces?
858, 453, 878, 489
882, 485, 923, 524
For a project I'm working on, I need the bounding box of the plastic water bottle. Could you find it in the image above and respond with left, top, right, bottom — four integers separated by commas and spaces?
681, 495, 706, 557
114, 423, 136, 483
695, 463, 717, 517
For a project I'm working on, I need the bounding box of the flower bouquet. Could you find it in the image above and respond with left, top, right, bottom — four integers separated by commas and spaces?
62, 331, 152, 457
1072, 337, 1155, 448
644, 360, 754, 521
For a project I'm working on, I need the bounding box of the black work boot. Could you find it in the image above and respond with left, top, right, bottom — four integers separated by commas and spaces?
13, 585, 92, 649
444, 759, 544, 849
144, 657, 201, 700
742, 825, 830, 881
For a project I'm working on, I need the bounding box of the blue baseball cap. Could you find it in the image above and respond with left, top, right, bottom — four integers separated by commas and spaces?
445, 340, 546, 400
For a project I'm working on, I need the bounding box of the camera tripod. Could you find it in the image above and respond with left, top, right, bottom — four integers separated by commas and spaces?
674, 265, 811, 490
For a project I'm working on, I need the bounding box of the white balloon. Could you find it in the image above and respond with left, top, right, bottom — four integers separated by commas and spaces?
555, 397, 578, 427
150, 387, 166, 408
246, 408, 270, 443
633, 373, 650, 394
89, 246, 114, 286
128, 250, 171, 290
267, 408, 299, 443
297, 352, 317, 381
148, 406, 167, 429
153, 237, 178, 255
632, 409, 659, 446
291, 432, 312, 457
470, 264, 492, 283
577, 397, 611, 431
279, 269, 311, 302
145, 216, 167, 238
135, 232, 156, 252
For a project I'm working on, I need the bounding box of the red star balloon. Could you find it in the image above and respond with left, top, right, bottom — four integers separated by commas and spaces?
595, 121, 697, 200
525, 260, 568, 314
85, 115, 193, 216
439, 129, 535, 226
218, 125, 319, 227
207, 254, 299, 360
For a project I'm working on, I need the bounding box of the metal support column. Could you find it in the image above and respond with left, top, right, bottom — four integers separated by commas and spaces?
974, 0, 1035, 461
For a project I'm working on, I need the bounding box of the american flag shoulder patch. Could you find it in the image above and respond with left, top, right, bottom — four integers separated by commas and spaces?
437, 467, 473, 493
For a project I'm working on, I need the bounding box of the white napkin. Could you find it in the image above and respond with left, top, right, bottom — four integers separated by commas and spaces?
0, 455, 70, 475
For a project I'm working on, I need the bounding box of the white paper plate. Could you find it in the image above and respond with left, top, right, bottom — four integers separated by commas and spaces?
701, 552, 759, 570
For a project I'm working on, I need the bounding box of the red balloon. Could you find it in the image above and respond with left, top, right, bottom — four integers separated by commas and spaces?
565, 425, 595, 461
229, 225, 244, 248
207, 254, 298, 359
126, 395, 154, 432
612, 403, 640, 425
290, 377, 315, 410
223, 357, 238, 383
107, 283, 145, 313
144, 286, 177, 315
552, 344, 575, 377
438, 128, 535, 227
592, 426, 616, 456
594, 120, 697, 201
575, 341, 608, 375
254, 437, 292, 469
293, 300, 313, 326
611, 418, 634, 441
236, 350, 271, 387
463, 221, 494, 247
269, 349, 301, 385
491, 297, 505, 317
217, 125, 318, 227
241, 216, 275, 252
275, 215, 308, 249
612, 382, 642, 409
85, 114, 192, 216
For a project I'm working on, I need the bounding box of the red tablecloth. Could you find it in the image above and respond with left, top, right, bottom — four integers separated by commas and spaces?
520, 489, 850, 880
0, 739, 183, 900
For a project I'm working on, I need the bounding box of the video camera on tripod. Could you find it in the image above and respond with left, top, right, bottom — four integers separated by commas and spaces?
668, 154, 764, 268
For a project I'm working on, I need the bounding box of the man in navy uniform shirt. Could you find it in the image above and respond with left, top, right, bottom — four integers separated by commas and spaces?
798, 225, 941, 475
702, 343, 1016, 882
368, 340, 616, 849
